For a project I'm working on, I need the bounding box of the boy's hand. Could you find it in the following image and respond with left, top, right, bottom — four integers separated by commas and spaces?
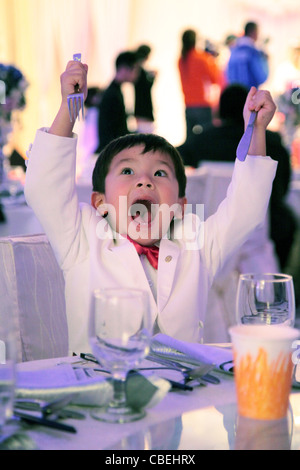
60, 60, 88, 104
243, 87, 276, 130
49, 60, 88, 137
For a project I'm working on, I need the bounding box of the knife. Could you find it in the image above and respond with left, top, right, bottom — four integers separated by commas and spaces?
41, 393, 77, 417
236, 111, 257, 161
14, 410, 77, 434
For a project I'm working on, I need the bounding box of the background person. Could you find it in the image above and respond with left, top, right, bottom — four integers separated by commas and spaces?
96, 51, 140, 153
178, 29, 221, 141
134, 44, 157, 133
226, 21, 269, 90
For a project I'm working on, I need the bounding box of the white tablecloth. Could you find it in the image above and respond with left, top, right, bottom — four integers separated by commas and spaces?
14, 356, 235, 450
12, 356, 300, 450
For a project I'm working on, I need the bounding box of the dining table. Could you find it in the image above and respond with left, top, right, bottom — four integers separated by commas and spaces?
3, 352, 300, 451
1, 167, 300, 451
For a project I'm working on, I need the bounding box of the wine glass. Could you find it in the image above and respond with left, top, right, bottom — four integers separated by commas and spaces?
236, 273, 295, 326
0, 313, 16, 438
89, 288, 152, 423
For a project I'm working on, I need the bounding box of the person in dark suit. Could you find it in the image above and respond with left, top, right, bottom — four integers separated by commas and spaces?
134, 44, 156, 133
178, 84, 298, 270
96, 51, 139, 153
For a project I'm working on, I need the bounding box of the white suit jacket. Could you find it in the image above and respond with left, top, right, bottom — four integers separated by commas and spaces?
25, 130, 277, 354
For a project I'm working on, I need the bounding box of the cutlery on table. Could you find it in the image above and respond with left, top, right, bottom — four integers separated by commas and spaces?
14, 393, 85, 420
150, 339, 218, 369
77, 351, 219, 386
13, 410, 77, 434
146, 354, 220, 385
127, 370, 194, 391
67, 53, 84, 122
79, 352, 99, 364
74, 364, 194, 391
15, 393, 75, 413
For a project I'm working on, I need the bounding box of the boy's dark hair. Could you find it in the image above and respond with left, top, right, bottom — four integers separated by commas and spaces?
92, 133, 187, 198
115, 51, 138, 70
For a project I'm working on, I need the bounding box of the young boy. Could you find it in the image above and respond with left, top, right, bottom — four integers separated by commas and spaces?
25, 59, 277, 355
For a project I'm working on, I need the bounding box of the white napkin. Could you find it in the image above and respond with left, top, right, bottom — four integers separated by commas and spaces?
152, 334, 234, 373
16, 364, 170, 409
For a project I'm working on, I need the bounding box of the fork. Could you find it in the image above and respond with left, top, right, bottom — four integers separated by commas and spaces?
67, 53, 84, 122
14, 393, 76, 415
14, 393, 85, 420
76, 351, 219, 384
150, 338, 209, 367
146, 354, 220, 385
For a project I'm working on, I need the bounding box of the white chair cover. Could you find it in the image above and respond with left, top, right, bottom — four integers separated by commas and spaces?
0, 234, 68, 362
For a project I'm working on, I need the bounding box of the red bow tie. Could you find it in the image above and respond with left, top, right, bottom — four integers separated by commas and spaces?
127, 237, 159, 269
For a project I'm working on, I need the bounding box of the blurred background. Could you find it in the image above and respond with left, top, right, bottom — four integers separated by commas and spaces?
1, 0, 300, 158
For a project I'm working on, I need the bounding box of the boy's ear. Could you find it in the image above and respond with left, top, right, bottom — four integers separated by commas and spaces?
91, 191, 106, 209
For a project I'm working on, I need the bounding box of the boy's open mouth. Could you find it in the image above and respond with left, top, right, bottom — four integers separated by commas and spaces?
129, 199, 157, 225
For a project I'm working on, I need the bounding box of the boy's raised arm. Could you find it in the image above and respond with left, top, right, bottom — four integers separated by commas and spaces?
49, 60, 88, 137
25, 60, 88, 268
243, 86, 276, 157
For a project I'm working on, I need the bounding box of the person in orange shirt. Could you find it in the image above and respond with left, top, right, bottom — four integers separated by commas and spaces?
178, 29, 221, 141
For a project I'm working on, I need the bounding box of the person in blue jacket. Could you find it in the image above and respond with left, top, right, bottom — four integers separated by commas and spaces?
226, 22, 269, 90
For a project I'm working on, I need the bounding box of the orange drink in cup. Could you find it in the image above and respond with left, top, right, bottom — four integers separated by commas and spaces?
229, 325, 299, 420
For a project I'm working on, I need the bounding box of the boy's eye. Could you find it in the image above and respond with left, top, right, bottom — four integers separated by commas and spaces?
121, 168, 134, 175
154, 169, 167, 177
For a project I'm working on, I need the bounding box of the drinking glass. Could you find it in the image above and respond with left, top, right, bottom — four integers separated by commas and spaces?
0, 314, 16, 434
236, 273, 295, 326
89, 288, 152, 423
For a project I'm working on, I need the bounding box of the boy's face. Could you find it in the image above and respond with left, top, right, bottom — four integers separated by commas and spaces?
92, 145, 186, 245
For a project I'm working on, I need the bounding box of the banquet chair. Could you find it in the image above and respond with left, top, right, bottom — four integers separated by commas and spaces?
185, 162, 279, 343
0, 234, 68, 362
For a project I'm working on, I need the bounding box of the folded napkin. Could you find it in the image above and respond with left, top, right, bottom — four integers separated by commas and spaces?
16, 364, 170, 410
152, 334, 234, 374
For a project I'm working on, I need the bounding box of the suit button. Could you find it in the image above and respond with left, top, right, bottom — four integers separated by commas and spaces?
165, 255, 172, 263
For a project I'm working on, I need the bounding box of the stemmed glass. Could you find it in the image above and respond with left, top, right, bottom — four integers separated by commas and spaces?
0, 314, 16, 437
89, 288, 152, 423
236, 273, 295, 326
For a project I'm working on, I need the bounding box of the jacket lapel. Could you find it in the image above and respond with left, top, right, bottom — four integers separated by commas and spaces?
157, 239, 181, 313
